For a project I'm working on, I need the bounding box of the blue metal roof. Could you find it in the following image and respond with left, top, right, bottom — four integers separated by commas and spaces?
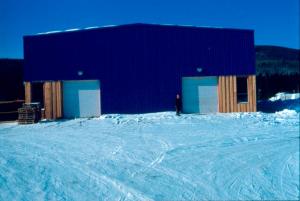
23, 23, 255, 113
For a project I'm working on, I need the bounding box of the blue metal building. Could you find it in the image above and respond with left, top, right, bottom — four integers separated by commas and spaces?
23, 23, 256, 118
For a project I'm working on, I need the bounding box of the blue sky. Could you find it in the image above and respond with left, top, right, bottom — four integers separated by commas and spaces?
0, 0, 299, 58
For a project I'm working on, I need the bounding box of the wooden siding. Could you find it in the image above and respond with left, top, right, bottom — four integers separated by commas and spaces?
25, 81, 62, 119
43, 81, 62, 119
218, 75, 256, 113
56, 81, 62, 118
43, 82, 53, 119
25, 82, 31, 103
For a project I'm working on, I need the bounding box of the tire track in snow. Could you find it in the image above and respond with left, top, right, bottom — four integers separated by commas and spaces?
131, 139, 171, 177
53, 147, 153, 200
147, 140, 170, 169
280, 155, 292, 198
280, 152, 299, 199
69, 160, 154, 201
3, 132, 150, 201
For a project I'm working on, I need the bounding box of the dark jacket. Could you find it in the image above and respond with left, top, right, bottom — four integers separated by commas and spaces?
175, 97, 182, 111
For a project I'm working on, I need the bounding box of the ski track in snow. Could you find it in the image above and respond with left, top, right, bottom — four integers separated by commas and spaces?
0, 111, 299, 200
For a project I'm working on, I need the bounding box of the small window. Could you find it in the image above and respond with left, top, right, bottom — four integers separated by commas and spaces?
31, 82, 44, 108
237, 77, 248, 103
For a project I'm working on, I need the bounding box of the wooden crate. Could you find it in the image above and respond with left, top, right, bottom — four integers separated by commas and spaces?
18, 103, 41, 124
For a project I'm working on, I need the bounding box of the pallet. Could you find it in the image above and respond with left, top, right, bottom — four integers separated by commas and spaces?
18, 103, 41, 124
18, 108, 35, 113
18, 119, 35, 124
18, 115, 36, 120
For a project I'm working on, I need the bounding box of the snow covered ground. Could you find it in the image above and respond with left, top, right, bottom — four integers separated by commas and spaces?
0, 110, 299, 200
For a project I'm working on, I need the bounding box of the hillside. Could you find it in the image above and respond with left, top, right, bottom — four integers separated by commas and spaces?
255, 45, 300, 75
0, 59, 24, 101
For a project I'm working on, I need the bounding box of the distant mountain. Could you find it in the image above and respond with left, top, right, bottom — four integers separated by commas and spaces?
255, 45, 299, 75
0, 59, 24, 120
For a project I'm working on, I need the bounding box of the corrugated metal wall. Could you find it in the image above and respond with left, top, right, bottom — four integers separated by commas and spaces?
23, 23, 255, 114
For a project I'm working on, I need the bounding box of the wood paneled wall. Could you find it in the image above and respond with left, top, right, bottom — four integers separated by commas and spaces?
43, 81, 62, 119
25, 81, 62, 119
218, 75, 256, 113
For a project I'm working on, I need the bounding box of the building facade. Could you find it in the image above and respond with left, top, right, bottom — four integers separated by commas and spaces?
23, 23, 256, 119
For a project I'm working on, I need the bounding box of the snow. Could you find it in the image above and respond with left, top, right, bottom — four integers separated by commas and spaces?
34, 23, 233, 36
275, 109, 298, 118
37, 30, 62, 35
65, 28, 80, 32
84, 26, 99, 30
0, 111, 299, 200
258, 93, 300, 113
269, 92, 300, 102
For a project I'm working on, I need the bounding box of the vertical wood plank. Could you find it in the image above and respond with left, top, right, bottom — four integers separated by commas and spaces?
227, 76, 231, 112
229, 76, 234, 112
252, 76, 257, 112
223, 76, 227, 112
222, 76, 225, 112
233, 76, 237, 112
246, 77, 250, 112
52, 82, 57, 119
25, 82, 31, 103
44, 82, 53, 119
221, 76, 226, 113
224, 76, 227, 112
242, 103, 247, 112
248, 76, 253, 112
225, 76, 230, 112
237, 103, 241, 112
56, 81, 62, 118
218, 77, 222, 112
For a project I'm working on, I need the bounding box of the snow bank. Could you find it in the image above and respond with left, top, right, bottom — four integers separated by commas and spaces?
275, 109, 298, 118
258, 92, 300, 113
269, 92, 300, 102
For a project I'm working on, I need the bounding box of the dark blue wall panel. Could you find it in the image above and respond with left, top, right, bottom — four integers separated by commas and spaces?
23, 23, 255, 114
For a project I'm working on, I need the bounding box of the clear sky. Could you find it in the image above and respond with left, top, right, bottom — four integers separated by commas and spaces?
0, 0, 299, 58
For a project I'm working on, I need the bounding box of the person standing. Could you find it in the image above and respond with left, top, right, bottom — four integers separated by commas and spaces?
175, 94, 182, 116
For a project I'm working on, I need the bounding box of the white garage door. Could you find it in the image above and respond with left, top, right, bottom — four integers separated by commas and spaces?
63, 80, 101, 118
182, 77, 218, 113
